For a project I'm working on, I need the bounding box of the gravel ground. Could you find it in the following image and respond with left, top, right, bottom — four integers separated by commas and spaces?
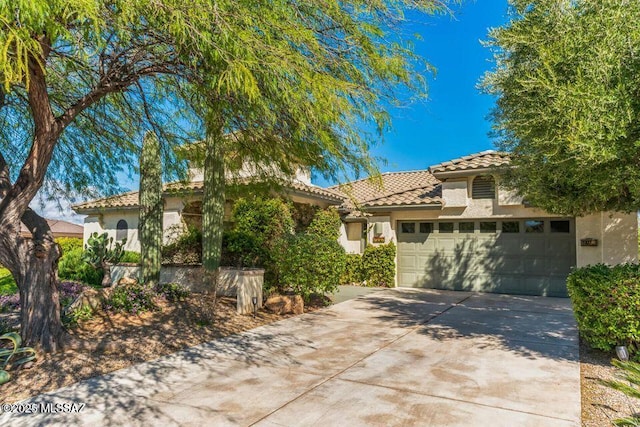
581, 339, 640, 426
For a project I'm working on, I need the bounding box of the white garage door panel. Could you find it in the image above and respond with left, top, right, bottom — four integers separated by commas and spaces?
397, 219, 576, 297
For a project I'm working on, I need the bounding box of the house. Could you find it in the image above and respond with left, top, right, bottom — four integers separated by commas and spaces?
333, 150, 637, 296
72, 167, 344, 252
73, 150, 638, 297
20, 219, 84, 239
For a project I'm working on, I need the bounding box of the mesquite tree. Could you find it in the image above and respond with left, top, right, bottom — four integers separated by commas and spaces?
139, 132, 163, 288
0, 0, 450, 351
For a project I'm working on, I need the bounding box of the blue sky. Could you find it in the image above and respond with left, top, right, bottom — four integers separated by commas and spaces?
316, 0, 511, 184
42, 0, 512, 223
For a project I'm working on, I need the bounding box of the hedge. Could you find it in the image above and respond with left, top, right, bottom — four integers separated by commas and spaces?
567, 263, 640, 359
361, 242, 396, 287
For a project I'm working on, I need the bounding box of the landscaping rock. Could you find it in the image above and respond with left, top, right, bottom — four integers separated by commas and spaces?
117, 277, 138, 287
264, 295, 304, 315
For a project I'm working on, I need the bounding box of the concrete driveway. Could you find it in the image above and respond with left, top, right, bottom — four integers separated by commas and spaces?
2, 289, 580, 426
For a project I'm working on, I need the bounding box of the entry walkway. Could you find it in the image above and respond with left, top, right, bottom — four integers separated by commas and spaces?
1, 289, 580, 426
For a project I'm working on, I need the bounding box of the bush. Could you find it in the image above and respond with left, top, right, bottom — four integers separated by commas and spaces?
306, 208, 342, 240
58, 248, 102, 287
231, 198, 295, 285
232, 197, 295, 249
361, 242, 396, 287
162, 225, 202, 264
221, 230, 262, 268
273, 233, 346, 301
120, 251, 141, 264
104, 283, 157, 314
156, 282, 191, 302
567, 263, 640, 359
341, 254, 363, 284
56, 237, 83, 255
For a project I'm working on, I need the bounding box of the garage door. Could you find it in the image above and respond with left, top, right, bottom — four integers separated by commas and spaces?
396, 219, 575, 297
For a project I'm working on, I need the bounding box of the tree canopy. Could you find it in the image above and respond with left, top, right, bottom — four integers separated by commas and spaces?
482, 0, 640, 215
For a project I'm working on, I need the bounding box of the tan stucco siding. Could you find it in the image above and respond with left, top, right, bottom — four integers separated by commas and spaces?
575, 212, 638, 267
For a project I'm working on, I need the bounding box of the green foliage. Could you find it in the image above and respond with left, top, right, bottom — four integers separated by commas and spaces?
104, 283, 157, 314
156, 282, 191, 302
55, 237, 83, 256
82, 232, 126, 268
231, 198, 295, 284
361, 243, 396, 287
273, 233, 346, 301
482, 0, 640, 215
57, 248, 102, 287
62, 305, 93, 328
139, 131, 164, 286
0, 268, 16, 295
306, 208, 342, 240
567, 264, 640, 358
120, 251, 141, 264
232, 198, 295, 249
221, 230, 262, 268
341, 254, 364, 284
602, 360, 640, 426
162, 225, 202, 264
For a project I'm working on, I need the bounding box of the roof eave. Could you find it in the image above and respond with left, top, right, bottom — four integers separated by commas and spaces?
362, 203, 443, 211
431, 167, 503, 179
72, 205, 140, 215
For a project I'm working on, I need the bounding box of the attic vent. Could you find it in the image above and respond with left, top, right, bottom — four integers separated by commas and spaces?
472, 176, 495, 199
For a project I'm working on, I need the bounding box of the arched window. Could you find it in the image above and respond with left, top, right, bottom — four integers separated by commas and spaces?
116, 219, 128, 241
472, 176, 495, 199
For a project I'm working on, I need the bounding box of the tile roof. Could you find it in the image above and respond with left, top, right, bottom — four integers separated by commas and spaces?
73, 179, 343, 212
73, 151, 511, 213
331, 170, 442, 208
429, 150, 510, 174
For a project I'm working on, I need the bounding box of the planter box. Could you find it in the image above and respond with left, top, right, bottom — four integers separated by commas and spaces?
110, 264, 264, 314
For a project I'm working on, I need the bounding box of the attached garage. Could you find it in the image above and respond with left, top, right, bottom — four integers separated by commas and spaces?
397, 218, 576, 297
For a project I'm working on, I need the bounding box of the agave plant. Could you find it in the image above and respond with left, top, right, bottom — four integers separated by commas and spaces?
601, 360, 640, 426
0, 332, 37, 385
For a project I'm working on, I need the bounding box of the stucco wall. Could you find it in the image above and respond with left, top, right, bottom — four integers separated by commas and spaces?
575, 212, 638, 267
338, 222, 363, 254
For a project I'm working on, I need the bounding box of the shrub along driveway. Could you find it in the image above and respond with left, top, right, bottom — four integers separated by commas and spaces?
2, 289, 580, 426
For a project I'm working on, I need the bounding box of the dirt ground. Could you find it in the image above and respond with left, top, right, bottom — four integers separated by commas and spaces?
580, 340, 640, 426
0, 295, 306, 404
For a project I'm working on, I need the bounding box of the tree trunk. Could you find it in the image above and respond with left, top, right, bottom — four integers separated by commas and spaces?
101, 262, 113, 287
0, 214, 63, 353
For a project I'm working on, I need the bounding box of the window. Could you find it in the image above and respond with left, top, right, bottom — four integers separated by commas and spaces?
480, 222, 497, 233
472, 176, 496, 199
502, 221, 520, 233
550, 220, 570, 233
459, 222, 475, 233
116, 219, 128, 241
419, 222, 434, 234
401, 222, 415, 234
525, 220, 544, 233
439, 222, 454, 233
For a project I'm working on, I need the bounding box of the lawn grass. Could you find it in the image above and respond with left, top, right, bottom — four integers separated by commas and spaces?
0, 267, 17, 295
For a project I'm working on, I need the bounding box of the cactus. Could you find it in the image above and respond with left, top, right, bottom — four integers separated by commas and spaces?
139, 132, 163, 288
82, 232, 126, 287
